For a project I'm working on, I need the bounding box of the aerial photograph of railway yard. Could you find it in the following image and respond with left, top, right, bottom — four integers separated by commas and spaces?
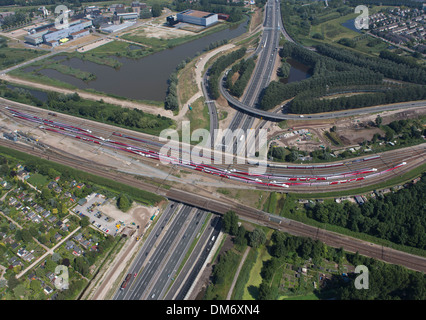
0, 0, 424, 312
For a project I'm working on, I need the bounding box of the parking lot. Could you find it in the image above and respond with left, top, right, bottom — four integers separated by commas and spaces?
73, 193, 122, 237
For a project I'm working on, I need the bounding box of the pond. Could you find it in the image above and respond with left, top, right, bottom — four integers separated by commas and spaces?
280, 58, 312, 84
341, 18, 362, 34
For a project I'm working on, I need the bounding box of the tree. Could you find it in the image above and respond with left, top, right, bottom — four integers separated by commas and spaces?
7, 276, 19, 291
73, 257, 89, 277
21, 229, 33, 243
41, 187, 52, 201
248, 228, 266, 249
80, 216, 90, 228
375, 115, 383, 127
30, 279, 41, 292
52, 253, 62, 263
234, 226, 247, 246
222, 211, 239, 236
117, 194, 131, 211
258, 281, 272, 300
151, 4, 162, 17
140, 8, 152, 19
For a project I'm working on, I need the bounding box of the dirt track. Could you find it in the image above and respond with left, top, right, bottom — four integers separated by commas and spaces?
0, 74, 174, 118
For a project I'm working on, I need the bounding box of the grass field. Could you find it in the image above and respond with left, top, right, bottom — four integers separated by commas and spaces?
204, 248, 243, 300
178, 59, 198, 106
26, 173, 48, 188
289, 4, 395, 58
0, 36, 46, 70
186, 96, 210, 133
242, 239, 272, 300
279, 293, 320, 300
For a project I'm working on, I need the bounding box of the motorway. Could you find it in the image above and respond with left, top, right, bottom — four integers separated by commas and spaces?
220, 83, 426, 121
212, 0, 425, 123
113, 201, 216, 300
164, 215, 221, 300
218, 0, 281, 153
113, 201, 178, 300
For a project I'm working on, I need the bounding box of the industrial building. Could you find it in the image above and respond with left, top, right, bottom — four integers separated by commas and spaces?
24, 18, 93, 47
176, 9, 218, 27
100, 21, 136, 33
115, 12, 139, 21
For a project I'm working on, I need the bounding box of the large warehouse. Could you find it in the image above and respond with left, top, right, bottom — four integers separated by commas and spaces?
176, 9, 218, 27
24, 19, 92, 47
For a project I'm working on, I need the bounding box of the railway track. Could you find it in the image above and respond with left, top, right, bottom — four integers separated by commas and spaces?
1, 139, 425, 273
2, 103, 425, 192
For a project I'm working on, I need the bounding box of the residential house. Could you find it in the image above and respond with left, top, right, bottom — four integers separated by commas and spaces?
354, 195, 365, 205
54, 233, 62, 242
42, 210, 51, 219
74, 233, 83, 242
72, 246, 83, 256
48, 182, 58, 190
44, 286, 54, 295
46, 272, 56, 283
65, 241, 74, 250
8, 197, 17, 206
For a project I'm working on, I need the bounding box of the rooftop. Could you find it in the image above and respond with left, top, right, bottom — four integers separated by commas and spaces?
180, 9, 214, 18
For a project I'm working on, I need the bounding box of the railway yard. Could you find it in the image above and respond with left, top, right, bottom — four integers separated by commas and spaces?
0, 100, 425, 281
1, 102, 424, 192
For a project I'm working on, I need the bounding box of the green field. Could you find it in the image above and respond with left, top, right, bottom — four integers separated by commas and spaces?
283, 3, 395, 58
26, 173, 48, 188
0, 36, 46, 70
186, 96, 210, 133
242, 241, 272, 300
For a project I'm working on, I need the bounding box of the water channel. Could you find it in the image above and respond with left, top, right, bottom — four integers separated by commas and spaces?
29, 18, 250, 102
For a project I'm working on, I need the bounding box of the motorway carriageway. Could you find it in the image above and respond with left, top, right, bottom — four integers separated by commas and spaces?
114, 203, 211, 300
220, 0, 281, 152
4, 106, 425, 191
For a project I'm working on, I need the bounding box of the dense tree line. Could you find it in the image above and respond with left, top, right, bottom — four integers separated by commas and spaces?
0, 11, 29, 31
306, 176, 426, 249
46, 92, 173, 135
288, 84, 426, 114
164, 71, 179, 111
334, 253, 426, 300
259, 40, 426, 111
222, 211, 266, 249
348, 0, 424, 9
165, 56, 193, 111
0, 84, 174, 136
277, 58, 291, 78
259, 70, 382, 110
173, 0, 245, 22
379, 50, 425, 70
315, 44, 426, 84
225, 57, 255, 98
204, 39, 228, 52
207, 47, 246, 100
